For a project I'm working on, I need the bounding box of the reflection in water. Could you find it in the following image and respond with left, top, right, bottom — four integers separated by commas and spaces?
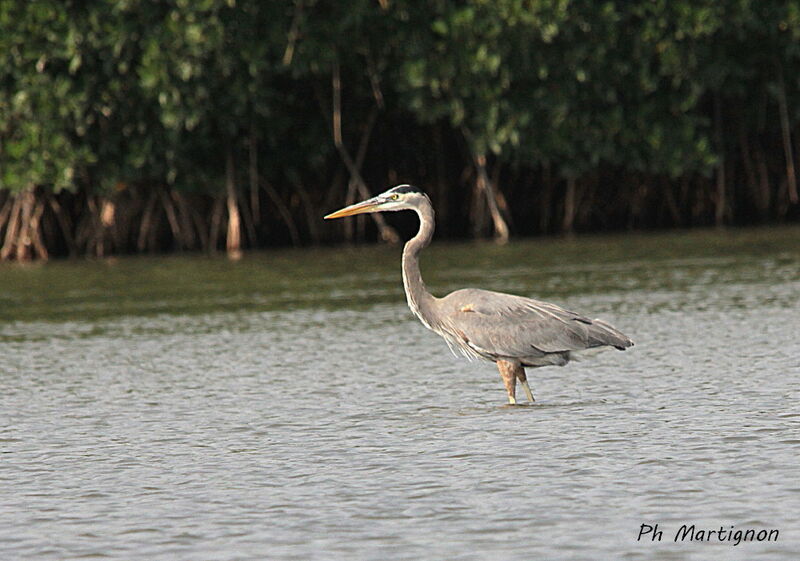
0, 227, 798, 560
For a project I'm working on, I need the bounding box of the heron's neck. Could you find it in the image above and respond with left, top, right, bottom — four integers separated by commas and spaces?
402, 202, 437, 329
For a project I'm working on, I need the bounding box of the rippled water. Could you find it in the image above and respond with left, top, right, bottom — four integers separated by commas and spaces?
1, 227, 799, 560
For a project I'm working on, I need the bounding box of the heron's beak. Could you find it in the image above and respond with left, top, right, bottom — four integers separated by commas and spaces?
324, 197, 383, 219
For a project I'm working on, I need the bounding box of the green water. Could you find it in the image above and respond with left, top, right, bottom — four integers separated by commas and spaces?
2, 226, 797, 323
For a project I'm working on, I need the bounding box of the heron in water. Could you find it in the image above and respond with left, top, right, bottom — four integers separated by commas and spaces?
325, 184, 633, 404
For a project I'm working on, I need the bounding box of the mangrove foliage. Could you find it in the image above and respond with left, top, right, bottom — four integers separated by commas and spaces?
1, 0, 799, 260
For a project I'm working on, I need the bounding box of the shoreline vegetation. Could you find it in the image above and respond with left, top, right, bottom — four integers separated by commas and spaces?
1, 2, 799, 262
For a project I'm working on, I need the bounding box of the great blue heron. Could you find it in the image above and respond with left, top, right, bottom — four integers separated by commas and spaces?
325, 184, 633, 404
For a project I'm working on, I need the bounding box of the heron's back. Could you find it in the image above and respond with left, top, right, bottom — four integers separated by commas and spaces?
430, 288, 633, 366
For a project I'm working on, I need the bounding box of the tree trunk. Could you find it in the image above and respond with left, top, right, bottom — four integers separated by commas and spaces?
329, 60, 399, 244
0, 195, 14, 251
262, 179, 300, 246
137, 191, 158, 252
433, 124, 449, 236
713, 94, 727, 226
249, 126, 260, 225
739, 126, 765, 220
539, 163, 553, 233
461, 127, 509, 243
160, 189, 183, 249
225, 147, 243, 259
662, 179, 682, 226
86, 196, 105, 258
293, 181, 320, 244
776, 64, 799, 205
29, 197, 48, 260
1, 194, 22, 260
282, 0, 304, 66
209, 195, 225, 252
0, 188, 43, 261
172, 190, 199, 250
469, 167, 486, 238
754, 143, 771, 220
562, 177, 576, 233
476, 155, 509, 243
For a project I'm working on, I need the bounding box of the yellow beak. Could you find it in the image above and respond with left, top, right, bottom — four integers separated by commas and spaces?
324, 198, 382, 219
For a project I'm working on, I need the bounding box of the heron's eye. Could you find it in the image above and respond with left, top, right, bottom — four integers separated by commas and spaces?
391, 194, 399, 201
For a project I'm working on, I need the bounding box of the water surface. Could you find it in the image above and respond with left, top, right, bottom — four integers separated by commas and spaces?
1, 227, 799, 560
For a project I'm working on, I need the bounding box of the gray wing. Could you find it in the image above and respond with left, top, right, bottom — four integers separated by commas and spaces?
434, 288, 633, 362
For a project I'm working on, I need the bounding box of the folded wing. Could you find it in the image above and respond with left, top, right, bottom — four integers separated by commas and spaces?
436, 289, 633, 362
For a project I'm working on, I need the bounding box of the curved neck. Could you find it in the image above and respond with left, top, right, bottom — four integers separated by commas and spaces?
402, 200, 437, 329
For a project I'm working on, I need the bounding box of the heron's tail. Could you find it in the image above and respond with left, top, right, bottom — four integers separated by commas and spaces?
587, 318, 634, 351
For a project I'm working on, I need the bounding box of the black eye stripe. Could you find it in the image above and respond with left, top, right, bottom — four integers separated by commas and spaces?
389, 185, 424, 195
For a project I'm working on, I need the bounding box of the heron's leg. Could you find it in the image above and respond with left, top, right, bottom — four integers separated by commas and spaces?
516, 368, 535, 403
496, 360, 517, 405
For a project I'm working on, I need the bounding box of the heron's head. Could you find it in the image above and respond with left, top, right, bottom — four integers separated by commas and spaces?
324, 185, 428, 219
